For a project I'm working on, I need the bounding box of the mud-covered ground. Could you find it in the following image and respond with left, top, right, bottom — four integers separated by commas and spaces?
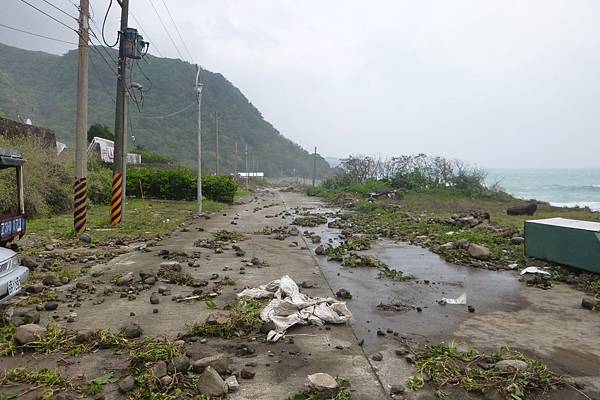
1, 187, 599, 400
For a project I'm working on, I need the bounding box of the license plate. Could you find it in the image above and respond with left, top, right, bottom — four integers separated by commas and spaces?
7, 277, 21, 296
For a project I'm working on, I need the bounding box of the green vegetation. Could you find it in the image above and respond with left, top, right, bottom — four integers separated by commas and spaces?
290, 378, 351, 400
0, 42, 332, 178
212, 229, 247, 242
0, 136, 71, 218
188, 299, 264, 338
292, 214, 328, 227
0, 368, 74, 399
309, 155, 600, 295
131, 146, 174, 164
406, 342, 562, 399
127, 167, 196, 200
202, 175, 238, 203
87, 123, 114, 143
26, 198, 223, 246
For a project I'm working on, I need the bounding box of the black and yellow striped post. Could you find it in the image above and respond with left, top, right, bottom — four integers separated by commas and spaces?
111, 172, 123, 225
74, 177, 87, 233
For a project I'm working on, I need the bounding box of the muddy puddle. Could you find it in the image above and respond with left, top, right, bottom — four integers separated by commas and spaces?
300, 209, 524, 351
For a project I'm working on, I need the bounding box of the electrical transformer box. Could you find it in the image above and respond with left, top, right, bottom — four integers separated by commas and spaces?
525, 217, 600, 273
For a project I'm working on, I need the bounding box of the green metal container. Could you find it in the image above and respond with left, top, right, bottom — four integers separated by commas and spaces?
525, 218, 600, 273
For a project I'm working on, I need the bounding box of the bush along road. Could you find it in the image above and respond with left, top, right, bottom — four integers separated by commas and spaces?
0, 186, 599, 400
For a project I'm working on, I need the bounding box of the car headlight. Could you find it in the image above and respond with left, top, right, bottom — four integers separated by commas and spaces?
7, 256, 19, 271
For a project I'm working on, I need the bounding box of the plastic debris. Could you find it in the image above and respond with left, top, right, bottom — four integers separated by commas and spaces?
237, 275, 352, 342
520, 266, 551, 276
440, 292, 467, 305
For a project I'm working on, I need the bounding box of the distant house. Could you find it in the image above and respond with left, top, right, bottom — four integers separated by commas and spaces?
87, 137, 142, 164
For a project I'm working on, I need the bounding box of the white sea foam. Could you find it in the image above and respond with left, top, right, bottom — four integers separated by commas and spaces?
550, 202, 600, 212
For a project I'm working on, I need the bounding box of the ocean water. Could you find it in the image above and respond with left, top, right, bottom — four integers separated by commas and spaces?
486, 169, 600, 212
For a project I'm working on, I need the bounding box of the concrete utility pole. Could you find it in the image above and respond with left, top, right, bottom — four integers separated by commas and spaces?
245, 144, 249, 190
234, 141, 238, 174
312, 146, 317, 187
213, 112, 220, 175
111, 0, 129, 225
195, 65, 204, 213
74, 0, 89, 234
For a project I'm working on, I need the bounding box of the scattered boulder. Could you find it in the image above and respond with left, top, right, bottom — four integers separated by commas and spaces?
44, 301, 59, 311
152, 361, 168, 378
11, 309, 40, 326
371, 352, 383, 362
150, 293, 160, 305
206, 313, 231, 326
315, 245, 326, 256
390, 384, 406, 395
75, 329, 94, 343
170, 355, 191, 373
14, 324, 47, 345
511, 236, 525, 245
240, 368, 256, 379
336, 288, 352, 300
192, 353, 230, 375
42, 274, 61, 287
581, 298, 598, 310
20, 256, 39, 268
121, 324, 142, 339
495, 359, 528, 370
307, 373, 338, 392
116, 272, 135, 286
507, 202, 537, 216
468, 243, 490, 260
196, 366, 228, 397
79, 233, 92, 244
118, 375, 136, 393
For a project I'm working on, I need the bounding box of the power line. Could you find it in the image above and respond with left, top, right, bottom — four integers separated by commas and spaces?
0, 22, 77, 45
159, 0, 194, 62
17, 0, 77, 32
88, 54, 116, 103
129, 8, 163, 57
146, 0, 185, 60
38, 0, 77, 20
133, 102, 195, 119
101, 0, 119, 47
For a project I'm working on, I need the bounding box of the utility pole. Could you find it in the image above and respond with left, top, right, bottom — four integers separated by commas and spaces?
111, 0, 129, 225
312, 146, 317, 187
234, 141, 238, 174
74, 0, 89, 235
245, 144, 249, 190
195, 65, 203, 213
213, 112, 220, 175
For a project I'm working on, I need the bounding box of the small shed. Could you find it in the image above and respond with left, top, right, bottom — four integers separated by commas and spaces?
525, 217, 600, 273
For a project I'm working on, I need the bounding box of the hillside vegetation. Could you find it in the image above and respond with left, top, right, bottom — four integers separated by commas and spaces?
0, 42, 331, 178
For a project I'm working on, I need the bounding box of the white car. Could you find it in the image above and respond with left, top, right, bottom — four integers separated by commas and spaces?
0, 247, 28, 303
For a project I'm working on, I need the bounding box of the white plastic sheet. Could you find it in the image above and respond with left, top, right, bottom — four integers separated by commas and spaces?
237, 275, 352, 342
441, 292, 467, 305
520, 266, 551, 276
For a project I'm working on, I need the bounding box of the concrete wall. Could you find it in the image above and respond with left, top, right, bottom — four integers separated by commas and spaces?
0, 118, 56, 147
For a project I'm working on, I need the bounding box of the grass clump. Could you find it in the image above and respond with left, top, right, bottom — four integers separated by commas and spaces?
188, 299, 264, 338
293, 214, 327, 227
290, 377, 351, 400
406, 342, 563, 399
212, 229, 247, 242
0, 323, 17, 357
23, 324, 76, 354
341, 253, 411, 282
0, 367, 74, 398
129, 338, 184, 365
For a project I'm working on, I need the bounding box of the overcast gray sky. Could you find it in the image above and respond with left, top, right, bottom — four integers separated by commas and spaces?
2, 0, 600, 168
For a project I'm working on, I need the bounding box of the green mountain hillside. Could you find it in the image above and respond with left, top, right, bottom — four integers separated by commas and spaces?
0, 42, 331, 178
